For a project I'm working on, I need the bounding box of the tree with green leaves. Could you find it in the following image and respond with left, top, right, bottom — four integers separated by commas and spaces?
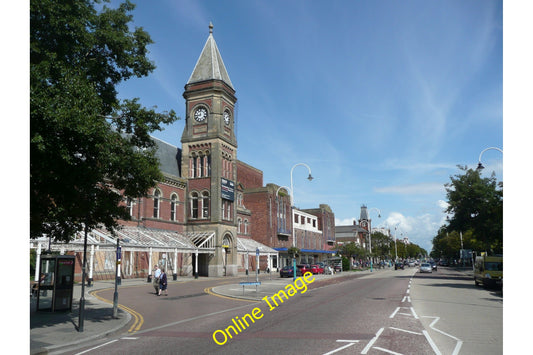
370, 231, 393, 258
30, 0, 178, 242
444, 165, 503, 254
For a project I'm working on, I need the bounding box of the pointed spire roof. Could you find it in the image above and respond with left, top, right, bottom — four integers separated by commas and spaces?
187, 23, 234, 89
360, 205, 369, 220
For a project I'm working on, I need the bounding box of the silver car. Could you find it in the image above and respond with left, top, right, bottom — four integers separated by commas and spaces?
420, 263, 432, 273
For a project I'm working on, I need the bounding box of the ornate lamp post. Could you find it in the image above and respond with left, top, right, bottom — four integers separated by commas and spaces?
477, 147, 503, 171
289, 163, 313, 280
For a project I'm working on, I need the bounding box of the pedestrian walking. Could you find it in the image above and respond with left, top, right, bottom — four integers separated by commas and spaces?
153, 265, 161, 295
158, 268, 168, 296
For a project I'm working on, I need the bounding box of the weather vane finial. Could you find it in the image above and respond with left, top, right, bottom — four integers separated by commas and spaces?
209, 22, 213, 34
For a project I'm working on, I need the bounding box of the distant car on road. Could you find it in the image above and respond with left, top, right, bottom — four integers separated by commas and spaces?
439, 260, 449, 267
429, 261, 437, 271
280, 265, 302, 278
420, 263, 432, 273
408, 260, 416, 267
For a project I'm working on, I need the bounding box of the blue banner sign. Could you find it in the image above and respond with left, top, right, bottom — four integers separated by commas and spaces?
221, 178, 235, 201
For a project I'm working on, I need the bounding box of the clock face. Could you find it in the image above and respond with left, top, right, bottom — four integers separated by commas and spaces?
194, 107, 208, 122
223, 111, 231, 125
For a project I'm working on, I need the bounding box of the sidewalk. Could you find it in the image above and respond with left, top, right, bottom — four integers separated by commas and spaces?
30, 278, 143, 355
30, 268, 378, 354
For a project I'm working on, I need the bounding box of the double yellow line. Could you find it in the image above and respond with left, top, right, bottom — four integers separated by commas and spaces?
90, 289, 144, 333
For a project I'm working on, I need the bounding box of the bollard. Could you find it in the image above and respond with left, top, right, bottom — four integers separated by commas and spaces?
173, 273, 177, 281
147, 274, 152, 283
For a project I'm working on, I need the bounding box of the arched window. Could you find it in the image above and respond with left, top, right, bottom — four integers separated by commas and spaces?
237, 217, 242, 234
202, 191, 210, 218
190, 154, 197, 178
170, 194, 178, 221
190, 192, 199, 219
199, 154, 205, 177
153, 189, 161, 218
126, 197, 134, 217
244, 219, 249, 235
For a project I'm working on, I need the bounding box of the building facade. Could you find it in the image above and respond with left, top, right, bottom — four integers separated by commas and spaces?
31, 24, 336, 281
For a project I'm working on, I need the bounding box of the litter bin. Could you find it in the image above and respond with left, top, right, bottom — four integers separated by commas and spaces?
36, 255, 75, 312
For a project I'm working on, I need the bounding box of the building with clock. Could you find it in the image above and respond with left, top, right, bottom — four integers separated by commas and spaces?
31, 24, 335, 281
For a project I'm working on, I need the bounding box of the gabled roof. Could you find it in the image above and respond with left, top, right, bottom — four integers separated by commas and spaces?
187, 23, 233, 89
152, 136, 181, 178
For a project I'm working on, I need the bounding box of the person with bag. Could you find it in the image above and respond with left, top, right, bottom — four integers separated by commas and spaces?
153, 265, 161, 295
158, 268, 168, 296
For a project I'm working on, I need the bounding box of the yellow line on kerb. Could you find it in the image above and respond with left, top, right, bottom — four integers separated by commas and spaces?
90, 289, 144, 333
204, 287, 259, 303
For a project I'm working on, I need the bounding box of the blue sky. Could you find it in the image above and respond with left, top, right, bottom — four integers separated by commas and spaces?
111, 0, 503, 253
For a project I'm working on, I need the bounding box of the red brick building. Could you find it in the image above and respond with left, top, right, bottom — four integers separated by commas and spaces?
32, 24, 335, 281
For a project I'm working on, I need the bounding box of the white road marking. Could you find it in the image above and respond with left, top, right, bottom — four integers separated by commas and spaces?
389, 326, 423, 335
74, 340, 118, 355
322, 340, 359, 355
373, 346, 404, 355
422, 330, 442, 355
422, 316, 463, 355
361, 327, 384, 354
410, 307, 419, 319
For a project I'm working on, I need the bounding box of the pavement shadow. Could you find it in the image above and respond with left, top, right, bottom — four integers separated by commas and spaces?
30, 298, 115, 330
414, 273, 472, 282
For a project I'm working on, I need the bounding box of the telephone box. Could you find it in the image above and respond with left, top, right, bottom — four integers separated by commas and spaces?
36, 255, 75, 312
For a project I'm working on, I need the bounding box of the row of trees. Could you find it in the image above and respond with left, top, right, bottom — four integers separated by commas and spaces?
431, 166, 503, 259
335, 232, 428, 261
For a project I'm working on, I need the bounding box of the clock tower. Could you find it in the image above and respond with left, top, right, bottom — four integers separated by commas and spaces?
181, 23, 238, 276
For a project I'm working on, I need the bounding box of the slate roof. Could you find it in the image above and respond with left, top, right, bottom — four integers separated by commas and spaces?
187, 23, 234, 89
152, 136, 181, 178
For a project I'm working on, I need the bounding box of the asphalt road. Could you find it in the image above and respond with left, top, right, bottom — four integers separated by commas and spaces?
412, 267, 503, 355
63, 267, 501, 355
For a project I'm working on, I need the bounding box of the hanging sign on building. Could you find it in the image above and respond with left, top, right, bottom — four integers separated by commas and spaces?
221, 178, 235, 201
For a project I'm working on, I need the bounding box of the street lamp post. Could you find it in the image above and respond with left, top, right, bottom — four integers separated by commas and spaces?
367, 207, 381, 272
394, 226, 399, 262
477, 147, 503, 171
78, 223, 89, 332
289, 163, 313, 280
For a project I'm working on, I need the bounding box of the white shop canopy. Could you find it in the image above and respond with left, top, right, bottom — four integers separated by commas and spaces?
30, 225, 277, 256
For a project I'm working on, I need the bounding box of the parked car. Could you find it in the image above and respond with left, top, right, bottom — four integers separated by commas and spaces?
408, 260, 416, 267
420, 263, 432, 273
311, 264, 324, 274
279, 265, 302, 278
439, 260, 449, 267
296, 264, 312, 275
429, 261, 437, 271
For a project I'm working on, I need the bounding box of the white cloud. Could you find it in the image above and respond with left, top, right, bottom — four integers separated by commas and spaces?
335, 217, 357, 226
437, 200, 449, 209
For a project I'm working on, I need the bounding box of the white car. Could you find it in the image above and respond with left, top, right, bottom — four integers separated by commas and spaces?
420, 263, 432, 273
